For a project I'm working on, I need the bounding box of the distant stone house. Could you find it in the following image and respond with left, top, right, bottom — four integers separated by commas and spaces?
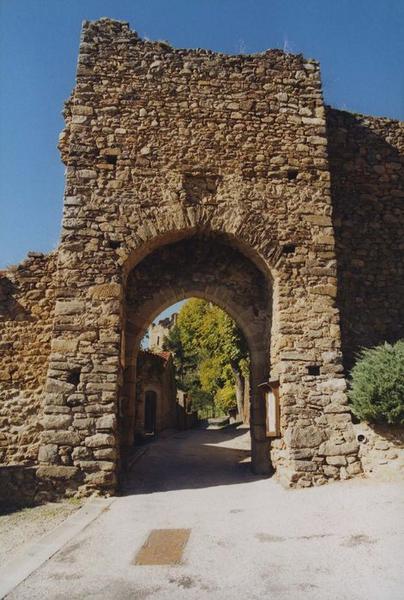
134, 350, 177, 439
148, 314, 178, 353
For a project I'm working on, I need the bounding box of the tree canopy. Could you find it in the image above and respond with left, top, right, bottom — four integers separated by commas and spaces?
163, 298, 249, 417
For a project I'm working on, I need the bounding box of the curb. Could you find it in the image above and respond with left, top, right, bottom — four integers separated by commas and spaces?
0, 496, 114, 599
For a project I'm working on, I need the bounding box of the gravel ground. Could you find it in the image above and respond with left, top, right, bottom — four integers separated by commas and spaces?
0, 501, 81, 567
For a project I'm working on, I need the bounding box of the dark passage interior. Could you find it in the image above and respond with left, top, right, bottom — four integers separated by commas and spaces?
120, 234, 274, 480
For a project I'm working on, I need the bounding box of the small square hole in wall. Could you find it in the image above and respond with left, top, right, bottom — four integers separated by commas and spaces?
282, 243, 296, 255
307, 365, 320, 376
67, 368, 81, 386
287, 169, 298, 181
105, 154, 117, 165
109, 239, 121, 250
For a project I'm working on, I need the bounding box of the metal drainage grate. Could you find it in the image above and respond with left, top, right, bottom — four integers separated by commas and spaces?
134, 529, 191, 565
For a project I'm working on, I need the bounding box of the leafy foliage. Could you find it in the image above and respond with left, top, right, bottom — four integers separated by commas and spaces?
163, 298, 249, 417
348, 340, 404, 425
215, 383, 237, 413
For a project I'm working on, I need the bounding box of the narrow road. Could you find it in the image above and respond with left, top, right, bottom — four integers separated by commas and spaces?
8, 426, 404, 599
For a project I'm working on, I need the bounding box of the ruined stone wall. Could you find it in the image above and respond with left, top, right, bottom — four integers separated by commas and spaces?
2, 18, 404, 499
353, 423, 404, 480
0, 253, 57, 465
327, 109, 404, 371
36, 18, 359, 496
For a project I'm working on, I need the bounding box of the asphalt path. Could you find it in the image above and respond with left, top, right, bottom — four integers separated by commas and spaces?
7, 426, 404, 599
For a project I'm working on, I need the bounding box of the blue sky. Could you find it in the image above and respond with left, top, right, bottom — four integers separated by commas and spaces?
1, 0, 403, 272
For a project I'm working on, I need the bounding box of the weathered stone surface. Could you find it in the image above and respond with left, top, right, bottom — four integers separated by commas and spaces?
38, 444, 58, 464
294, 460, 318, 472
319, 440, 359, 456
76, 460, 114, 472
326, 455, 347, 467
95, 414, 116, 432
89, 283, 121, 300
45, 379, 76, 394
36, 465, 79, 480
319, 378, 347, 393
51, 338, 79, 353
55, 300, 85, 316
1, 17, 402, 498
347, 461, 362, 475
327, 108, 404, 372
77, 169, 97, 179
93, 447, 117, 460
72, 446, 92, 460
83, 470, 116, 487
324, 403, 350, 414
354, 423, 404, 480
0, 253, 57, 465
85, 433, 115, 448
323, 465, 339, 477
41, 415, 72, 430
41, 431, 81, 446
285, 425, 326, 448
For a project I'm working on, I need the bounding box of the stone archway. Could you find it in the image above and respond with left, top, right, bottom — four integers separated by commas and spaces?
36, 18, 362, 498
120, 233, 273, 476
37, 208, 361, 496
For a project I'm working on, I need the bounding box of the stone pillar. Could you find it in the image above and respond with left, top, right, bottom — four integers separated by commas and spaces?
37, 282, 122, 496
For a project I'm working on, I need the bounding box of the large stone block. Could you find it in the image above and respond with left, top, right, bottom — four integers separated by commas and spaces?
72, 446, 92, 460
95, 414, 117, 432
38, 444, 59, 464
76, 460, 115, 472
319, 378, 347, 393
41, 430, 81, 446
93, 447, 117, 460
37, 466, 79, 480
285, 425, 326, 448
326, 455, 347, 466
85, 433, 115, 448
319, 440, 358, 456
83, 470, 116, 487
45, 379, 76, 394
51, 338, 79, 353
55, 300, 85, 315
41, 415, 72, 430
89, 283, 121, 299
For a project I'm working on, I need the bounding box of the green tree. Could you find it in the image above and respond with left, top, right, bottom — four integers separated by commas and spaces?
163, 298, 249, 419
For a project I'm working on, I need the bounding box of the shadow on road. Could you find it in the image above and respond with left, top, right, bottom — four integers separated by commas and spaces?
121, 425, 271, 495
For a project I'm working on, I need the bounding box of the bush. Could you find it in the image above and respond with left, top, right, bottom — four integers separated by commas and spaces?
348, 340, 404, 425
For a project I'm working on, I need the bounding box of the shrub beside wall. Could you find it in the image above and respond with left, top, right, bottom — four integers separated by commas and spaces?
348, 340, 404, 425
349, 341, 404, 479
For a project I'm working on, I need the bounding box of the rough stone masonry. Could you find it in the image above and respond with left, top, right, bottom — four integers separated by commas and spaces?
0, 18, 403, 500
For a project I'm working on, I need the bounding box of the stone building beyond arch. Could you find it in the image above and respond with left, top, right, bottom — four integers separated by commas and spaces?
0, 18, 403, 502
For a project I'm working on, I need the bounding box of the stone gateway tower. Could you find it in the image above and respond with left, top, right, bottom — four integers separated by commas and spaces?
1, 19, 403, 500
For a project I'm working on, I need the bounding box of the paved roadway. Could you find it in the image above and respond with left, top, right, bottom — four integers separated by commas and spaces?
7, 426, 404, 599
